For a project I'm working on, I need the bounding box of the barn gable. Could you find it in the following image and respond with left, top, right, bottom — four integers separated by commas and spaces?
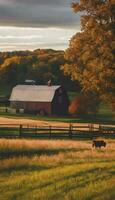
9, 84, 69, 115
10, 85, 60, 102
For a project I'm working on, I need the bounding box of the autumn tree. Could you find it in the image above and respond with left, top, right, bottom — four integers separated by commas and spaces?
0, 56, 29, 84
0, 49, 81, 90
62, 0, 115, 110
0, 56, 21, 84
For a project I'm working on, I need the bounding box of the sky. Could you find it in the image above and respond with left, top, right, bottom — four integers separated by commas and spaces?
0, 0, 80, 51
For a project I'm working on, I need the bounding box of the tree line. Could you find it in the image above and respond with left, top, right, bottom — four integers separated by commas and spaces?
0, 49, 79, 91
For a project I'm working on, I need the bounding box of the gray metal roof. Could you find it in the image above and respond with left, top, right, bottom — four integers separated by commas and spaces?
10, 85, 60, 102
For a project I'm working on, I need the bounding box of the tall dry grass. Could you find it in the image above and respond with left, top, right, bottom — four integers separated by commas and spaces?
0, 139, 115, 171
0, 139, 115, 200
0, 138, 91, 150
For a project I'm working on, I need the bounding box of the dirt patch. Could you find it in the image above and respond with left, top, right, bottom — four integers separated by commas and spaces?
0, 116, 89, 127
0, 117, 69, 127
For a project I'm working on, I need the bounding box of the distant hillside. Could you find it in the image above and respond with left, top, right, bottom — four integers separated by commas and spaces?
0, 49, 80, 91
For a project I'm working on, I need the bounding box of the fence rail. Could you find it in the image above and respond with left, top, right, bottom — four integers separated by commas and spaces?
0, 123, 115, 139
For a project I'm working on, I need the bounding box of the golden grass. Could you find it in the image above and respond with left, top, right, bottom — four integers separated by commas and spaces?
0, 139, 115, 200
0, 139, 115, 171
0, 138, 91, 150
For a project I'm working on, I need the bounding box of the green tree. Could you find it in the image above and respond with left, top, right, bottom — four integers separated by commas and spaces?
62, 0, 115, 110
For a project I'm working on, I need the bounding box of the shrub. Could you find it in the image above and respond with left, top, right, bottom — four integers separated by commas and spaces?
69, 94, 100, 115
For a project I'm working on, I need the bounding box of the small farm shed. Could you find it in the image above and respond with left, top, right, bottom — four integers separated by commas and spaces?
9, 85, 69, 115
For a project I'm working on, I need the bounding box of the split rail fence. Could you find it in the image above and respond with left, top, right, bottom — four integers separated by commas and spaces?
0, 123, 115, 139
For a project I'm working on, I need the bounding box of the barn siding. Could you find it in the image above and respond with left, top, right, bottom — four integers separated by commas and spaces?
10, 101, 52, 115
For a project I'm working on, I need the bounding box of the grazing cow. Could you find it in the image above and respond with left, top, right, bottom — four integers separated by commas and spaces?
92, 140, 106, 148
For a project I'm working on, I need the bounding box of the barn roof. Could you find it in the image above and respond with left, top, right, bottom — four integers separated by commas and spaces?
10, 85, 61, 102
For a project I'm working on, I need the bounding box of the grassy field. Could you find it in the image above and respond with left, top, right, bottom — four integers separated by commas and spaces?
0, 110, 114, 124
0, 139, 115, 200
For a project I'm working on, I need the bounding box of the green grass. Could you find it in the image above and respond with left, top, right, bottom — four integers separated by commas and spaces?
0, 139, 115, 200
0, 109, 114, 124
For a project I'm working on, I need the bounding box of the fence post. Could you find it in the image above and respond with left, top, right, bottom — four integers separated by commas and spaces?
49, 126, 52, 139
69, 124, 72, 139
99, 124, 102, 133
19, 124, 22, 137
89, 124, 94, 132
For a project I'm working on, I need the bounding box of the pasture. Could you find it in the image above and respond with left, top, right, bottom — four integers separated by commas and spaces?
0, 139, 115, 200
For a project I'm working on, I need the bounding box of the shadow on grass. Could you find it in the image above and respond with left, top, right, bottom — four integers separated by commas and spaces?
0, 164, 53, 174
0, 147, 90, 159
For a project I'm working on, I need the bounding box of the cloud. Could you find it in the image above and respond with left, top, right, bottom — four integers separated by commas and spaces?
0, 1, 80, 51
0, 26, 77, 51
0, 0, 80, 28
3, 0, 71, 6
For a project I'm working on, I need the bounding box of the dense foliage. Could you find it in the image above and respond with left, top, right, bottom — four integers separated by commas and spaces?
0, 49, 79, 91
62, 0, 115, 111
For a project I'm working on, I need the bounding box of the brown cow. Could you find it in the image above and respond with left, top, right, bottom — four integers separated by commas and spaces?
92, 140, 106, 148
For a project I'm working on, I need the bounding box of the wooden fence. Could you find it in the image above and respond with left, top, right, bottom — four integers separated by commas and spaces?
0, 123, 115, 139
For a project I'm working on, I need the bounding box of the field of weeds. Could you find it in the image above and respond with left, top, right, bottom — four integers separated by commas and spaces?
0, 139, 115, 200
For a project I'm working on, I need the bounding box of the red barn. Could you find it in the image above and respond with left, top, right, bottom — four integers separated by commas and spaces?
10, 85, 69, 116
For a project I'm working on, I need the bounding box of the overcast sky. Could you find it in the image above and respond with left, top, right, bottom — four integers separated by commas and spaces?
0, 0, 80, 51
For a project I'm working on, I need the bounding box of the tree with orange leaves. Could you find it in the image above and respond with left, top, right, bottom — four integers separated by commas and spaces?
62, 0, 115, 111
